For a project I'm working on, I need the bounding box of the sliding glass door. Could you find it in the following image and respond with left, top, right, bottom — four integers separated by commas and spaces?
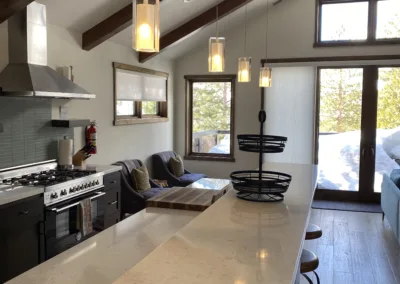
316, 65, 399, 202
317, 68, 364, 193
374, 67, 400, 193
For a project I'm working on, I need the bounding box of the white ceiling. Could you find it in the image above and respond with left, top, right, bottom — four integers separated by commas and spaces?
32, 0, 272, 59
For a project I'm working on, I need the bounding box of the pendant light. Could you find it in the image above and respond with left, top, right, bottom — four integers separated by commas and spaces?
209, 5, 225, 72
259, 0, 272, 87
133, 0, 160, 53
238, 3, 251, 83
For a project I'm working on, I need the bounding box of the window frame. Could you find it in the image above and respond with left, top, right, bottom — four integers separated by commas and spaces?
314, 0, 400, 47
184, 74, 236, 162
113, 62, 168, 126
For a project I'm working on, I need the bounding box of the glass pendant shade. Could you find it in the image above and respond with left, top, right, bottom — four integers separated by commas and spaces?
133, 0, 160, 52
238, 57, 251, 82
259, 67, 272, 87
208, 37, 225, 72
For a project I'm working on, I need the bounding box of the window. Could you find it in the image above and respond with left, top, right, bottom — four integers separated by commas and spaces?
315, 0, 400, 46
184, 75, 236, 162
113, 63, 168, 126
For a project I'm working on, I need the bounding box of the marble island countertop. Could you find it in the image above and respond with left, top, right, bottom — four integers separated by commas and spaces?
114, 163, 318, 284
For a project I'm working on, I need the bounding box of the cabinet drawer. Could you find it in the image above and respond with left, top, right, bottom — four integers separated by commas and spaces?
103, 172, 121, 191
103, 212, 120, 230
0, 195, 44, 232
104, 187, 120, 217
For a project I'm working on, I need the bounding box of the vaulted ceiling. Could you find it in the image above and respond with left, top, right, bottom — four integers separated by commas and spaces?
4, 0, 274, 60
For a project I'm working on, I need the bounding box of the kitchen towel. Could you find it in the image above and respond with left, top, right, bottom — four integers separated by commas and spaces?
58, 136, 73, 167
77, 198, 93, 237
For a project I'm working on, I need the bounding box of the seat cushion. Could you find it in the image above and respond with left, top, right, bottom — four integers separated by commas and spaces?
390, 169, 400, 188
178, 173, 207, 186
141, 187, 169, 200
131, 166, 151, 192
169, 155, 185, 177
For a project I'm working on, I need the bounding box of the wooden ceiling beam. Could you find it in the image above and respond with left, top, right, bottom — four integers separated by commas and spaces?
82, 4, 133, 51
139, 0, 253, 63
0, 0, 34, 24
82, 0, 164, 51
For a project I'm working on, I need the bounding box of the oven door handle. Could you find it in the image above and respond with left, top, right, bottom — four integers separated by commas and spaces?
49, 192, 106, 213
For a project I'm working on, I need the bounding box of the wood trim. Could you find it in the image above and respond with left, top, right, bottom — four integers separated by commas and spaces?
185, 74, 236, 162
139, 0, 252, 63
261, 54, 400, 64
314, 39, 400, 48
113, 62, 169, 78
113, 62, 168, 126
0, 0, 34, 24
313, 68, 321, 165
184, 155, 236, 162
114, 117, 168, 126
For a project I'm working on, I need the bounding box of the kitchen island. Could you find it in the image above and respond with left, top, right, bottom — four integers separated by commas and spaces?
114, 163, 317, 284
8, 162, 317, 284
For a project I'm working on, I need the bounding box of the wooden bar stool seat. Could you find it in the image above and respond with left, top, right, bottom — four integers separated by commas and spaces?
300, 249, 320, 284
306, 224, 322, 240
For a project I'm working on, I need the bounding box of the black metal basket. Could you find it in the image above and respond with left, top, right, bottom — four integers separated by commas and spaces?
237, 134, 287, 153
230, 170, 292, 202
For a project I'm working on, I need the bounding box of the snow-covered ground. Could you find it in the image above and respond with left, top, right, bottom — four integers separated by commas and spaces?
318, 127, 400, 192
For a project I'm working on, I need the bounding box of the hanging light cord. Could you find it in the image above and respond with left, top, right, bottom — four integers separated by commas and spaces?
216, 5, 219, 39
244, 3, 248, 53
265, 0, 269, 64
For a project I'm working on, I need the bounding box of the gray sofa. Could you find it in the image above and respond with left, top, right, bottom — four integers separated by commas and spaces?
113, 159, 169, 218
382, 172, 400, 244
152, 151, 207, 186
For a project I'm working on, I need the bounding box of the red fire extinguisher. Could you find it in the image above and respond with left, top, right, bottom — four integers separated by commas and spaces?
86, 121, 97, 154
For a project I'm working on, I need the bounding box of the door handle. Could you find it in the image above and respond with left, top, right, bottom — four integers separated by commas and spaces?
369, 145, 375, 156
361, 148, 366, 156
108, 200, 118, 206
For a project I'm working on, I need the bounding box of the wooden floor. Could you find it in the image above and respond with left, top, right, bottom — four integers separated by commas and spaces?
301, 209, 400, 284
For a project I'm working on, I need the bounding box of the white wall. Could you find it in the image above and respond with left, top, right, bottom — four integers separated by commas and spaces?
0, 24, 174, 170
173, 0, 399, 178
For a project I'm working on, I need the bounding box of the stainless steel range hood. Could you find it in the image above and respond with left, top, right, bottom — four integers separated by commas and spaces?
0, 2, 95, 99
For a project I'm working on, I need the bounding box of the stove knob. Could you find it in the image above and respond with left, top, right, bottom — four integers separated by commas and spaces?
95, 180, 99, 185
61, 189, 67, 196
74, 186, 78, 191
84, 183, 89, 189
69, 187, 75, 193
51, 192, 58, 199
79, 185, 84, 190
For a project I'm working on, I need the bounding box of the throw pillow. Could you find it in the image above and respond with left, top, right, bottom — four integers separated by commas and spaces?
169, 155, 185, 177
131, 166, 151, 192
390, 169, 400, 188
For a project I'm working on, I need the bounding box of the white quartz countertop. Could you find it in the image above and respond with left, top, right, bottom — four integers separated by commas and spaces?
77, 164, 122, 175
114, 163, 318, 284
7, 208, 199, 284
0, 185, 43, 207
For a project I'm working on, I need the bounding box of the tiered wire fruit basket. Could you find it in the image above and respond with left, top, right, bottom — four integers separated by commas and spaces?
230, 109, 292, 202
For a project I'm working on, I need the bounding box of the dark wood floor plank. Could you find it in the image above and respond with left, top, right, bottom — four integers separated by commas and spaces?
333, 219, 352, 273
318, 210, 334, 246
349, 231, 374, 279
334, 271, 355, 284
307, 210, 400, 284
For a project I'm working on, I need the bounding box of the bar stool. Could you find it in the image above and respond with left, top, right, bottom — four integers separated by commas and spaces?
306, 224, 322, 240
301, 249, 320, 284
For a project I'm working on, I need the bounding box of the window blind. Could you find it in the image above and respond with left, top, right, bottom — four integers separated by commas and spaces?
116, 68, 167, 101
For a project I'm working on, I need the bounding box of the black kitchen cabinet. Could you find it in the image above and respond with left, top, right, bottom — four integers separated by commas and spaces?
0, 194, 44, 283
102, 171, 121, 228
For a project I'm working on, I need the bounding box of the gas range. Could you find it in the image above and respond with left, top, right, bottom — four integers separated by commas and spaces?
0, 160, 104, 206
